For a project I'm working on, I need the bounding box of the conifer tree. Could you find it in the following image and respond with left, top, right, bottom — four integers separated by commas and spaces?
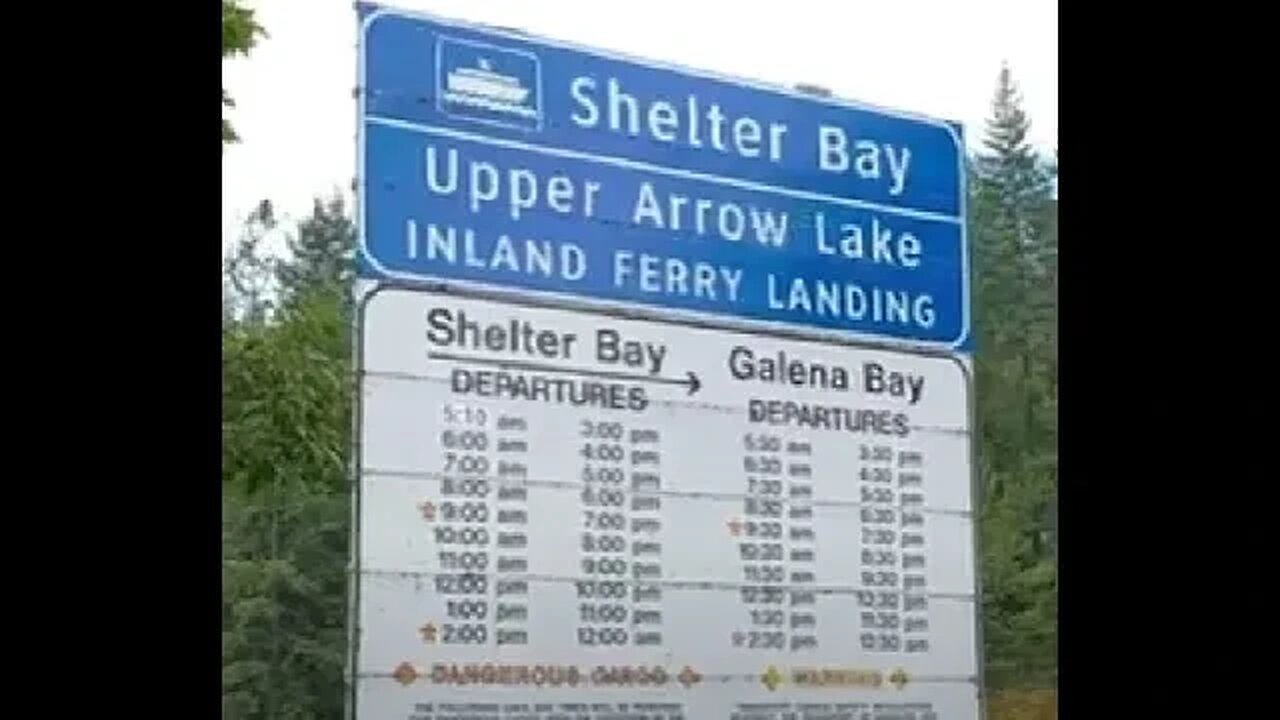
223, 0, 267, 147
275, 194, 356, 306
970, 64, 1058, 689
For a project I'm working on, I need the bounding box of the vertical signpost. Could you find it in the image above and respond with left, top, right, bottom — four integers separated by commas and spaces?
352, 4, 977, 720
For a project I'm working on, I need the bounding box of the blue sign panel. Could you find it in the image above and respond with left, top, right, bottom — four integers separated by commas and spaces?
357, 4, 970, 350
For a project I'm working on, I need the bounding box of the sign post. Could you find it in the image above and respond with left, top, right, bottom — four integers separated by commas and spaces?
352, 5, 978, 720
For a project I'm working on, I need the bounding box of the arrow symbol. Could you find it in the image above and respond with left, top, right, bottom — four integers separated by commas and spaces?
761, 665, 783, 691
427, 351, 702, 395
683, 370, 701, 395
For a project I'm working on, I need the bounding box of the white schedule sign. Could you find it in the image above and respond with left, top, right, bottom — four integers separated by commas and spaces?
354, 287, 980, 720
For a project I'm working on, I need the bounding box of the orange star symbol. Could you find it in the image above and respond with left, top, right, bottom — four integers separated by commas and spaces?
678, 665, 702, 687
392, 662, 419, 686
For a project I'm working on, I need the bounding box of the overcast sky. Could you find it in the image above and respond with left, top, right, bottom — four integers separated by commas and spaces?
221, 0, 1057, 249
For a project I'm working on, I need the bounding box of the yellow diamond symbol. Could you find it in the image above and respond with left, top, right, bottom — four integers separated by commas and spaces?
762, 665, 783, 691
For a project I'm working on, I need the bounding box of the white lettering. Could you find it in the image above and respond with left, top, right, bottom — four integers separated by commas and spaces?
491, 235, 519, 272
665, 258, 688, 295
640, 254, 661, 292
425, 146, 457, 194
632, 182, 664, 229
686, 95, 702, 148
426, 222, 454, 263
569, 77, 598, 127
751, 209, 788, 248
707, 103, 727, 151
695, 199, 714, 237
583, 181, 601, 218
769, 124, 788, 162
734, 117, 762, 157
899, 233, 921, 268
648, 101, 678, 142
818, 129, 913, 194
424, 144, 603, 221
509, 169, 536, 221
630, 182, 789, 247
415, 223, 587, 281
668, 195, 688, 231
546, 177, 574, 213
870, 217, 894, 263
719, 204, 745, 242
406, 218, 419, 259
569, 75, 787, 163
885, 146, 911, 196
815, 212, 836, 256
608, 78, 640, 136
818, 126, 849, 172
614, 251, 742, 302
813, 212, 923, 266
854, 140, 880, 181
469, 161, 499, 213
767, 274, 936, 329
694, 264, 718, 298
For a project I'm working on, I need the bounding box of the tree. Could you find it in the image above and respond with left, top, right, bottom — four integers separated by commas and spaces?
274, 193, 357, 318
223, 199, 280, 324
970, 64, 1059, 689
222, 197, 355, 720
223, 483, 349, 720
222, 196, 353, 499
223, 0, 267, 147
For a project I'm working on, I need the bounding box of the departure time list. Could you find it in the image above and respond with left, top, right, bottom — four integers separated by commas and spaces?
356, 289, 978, 720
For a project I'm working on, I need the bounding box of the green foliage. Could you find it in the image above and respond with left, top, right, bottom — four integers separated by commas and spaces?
222, 289, 349, 497
988, 688, 1058, 720
223, 200, 280, 324
970, 64, 1058, 690
223, 1, 266, 147
276, 195, 358, 320
223, 196, 355, 720
223, 491, 348, 720
222, 194, 354, 498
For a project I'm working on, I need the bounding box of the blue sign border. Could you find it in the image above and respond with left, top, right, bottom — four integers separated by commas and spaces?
355, 3, 970, 353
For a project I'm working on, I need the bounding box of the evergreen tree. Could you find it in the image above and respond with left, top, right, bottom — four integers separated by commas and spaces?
223, 0, 267, 147
275, 193, 356, 307
970, 64, 1058, 689
223, 490, 348, 720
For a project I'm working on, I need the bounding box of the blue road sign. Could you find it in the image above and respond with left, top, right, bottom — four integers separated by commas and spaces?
357, 4, 970, 351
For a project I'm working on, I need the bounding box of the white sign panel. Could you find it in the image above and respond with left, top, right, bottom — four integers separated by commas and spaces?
354, 287, 979, 720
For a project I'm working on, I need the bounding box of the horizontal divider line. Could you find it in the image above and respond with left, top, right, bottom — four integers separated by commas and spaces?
355, 668, 978, 686
357, 369, 971, 434
361, 467, 973, 518
357, 567, 977, 602
365, 115, 965, 226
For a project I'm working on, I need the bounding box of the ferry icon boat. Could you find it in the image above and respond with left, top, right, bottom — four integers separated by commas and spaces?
442, 57, 537, 118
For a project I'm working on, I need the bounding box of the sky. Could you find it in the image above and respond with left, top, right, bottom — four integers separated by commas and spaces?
221, 0, 1057, 250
